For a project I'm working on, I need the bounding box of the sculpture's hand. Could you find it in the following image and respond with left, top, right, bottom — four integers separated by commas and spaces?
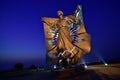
42, 17, 48, 24
42, 17, 47, 23
77, 5, 81, 11
42, 20, 53, 27
42, 17, 55, 27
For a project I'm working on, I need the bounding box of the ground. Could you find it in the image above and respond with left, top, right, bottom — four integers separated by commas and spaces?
0, 64, 120, 80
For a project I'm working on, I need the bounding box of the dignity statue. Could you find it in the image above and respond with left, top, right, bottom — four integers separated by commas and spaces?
42, 5, 91, 67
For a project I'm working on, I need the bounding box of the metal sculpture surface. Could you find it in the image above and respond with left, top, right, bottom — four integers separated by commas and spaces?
42, 5, 91, 67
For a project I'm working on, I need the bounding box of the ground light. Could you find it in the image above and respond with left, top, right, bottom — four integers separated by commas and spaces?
99, 58, 108, 66
81, 58, 88, 69
94, 52, 108, 66
53, 65, 56, 69
104, 63, 108, 66
84, 65, 88, 69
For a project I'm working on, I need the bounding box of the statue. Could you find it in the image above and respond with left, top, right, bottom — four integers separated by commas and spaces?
42, 5, 91, 67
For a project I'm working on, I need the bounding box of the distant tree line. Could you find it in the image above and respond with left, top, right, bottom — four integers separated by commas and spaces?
14, 63, 37, 70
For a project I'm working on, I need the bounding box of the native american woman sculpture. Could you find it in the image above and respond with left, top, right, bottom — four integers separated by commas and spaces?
42, 5, 90, 66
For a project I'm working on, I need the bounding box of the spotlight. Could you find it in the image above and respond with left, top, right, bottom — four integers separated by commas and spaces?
84, 65, 88, 69
54, 65, 56, 69
104, 63, 108, 66
81, 58, 88, 69
95, 53, 108, 66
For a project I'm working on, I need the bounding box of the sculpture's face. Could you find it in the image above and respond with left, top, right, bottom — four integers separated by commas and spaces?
57, 11, 63, 17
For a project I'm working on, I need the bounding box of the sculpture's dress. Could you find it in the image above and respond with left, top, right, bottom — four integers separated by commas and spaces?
55, 18, 73, 53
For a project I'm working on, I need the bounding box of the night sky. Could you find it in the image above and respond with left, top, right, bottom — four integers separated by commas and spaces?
0, 0, 120, 70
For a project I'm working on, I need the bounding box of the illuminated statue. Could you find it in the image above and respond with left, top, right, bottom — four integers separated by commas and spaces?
42, 5, 91, 67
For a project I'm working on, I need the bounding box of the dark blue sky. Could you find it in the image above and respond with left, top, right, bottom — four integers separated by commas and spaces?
0, 0, 120, 70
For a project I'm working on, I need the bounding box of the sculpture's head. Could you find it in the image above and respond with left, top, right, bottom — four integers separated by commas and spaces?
57, 10, 63, 19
